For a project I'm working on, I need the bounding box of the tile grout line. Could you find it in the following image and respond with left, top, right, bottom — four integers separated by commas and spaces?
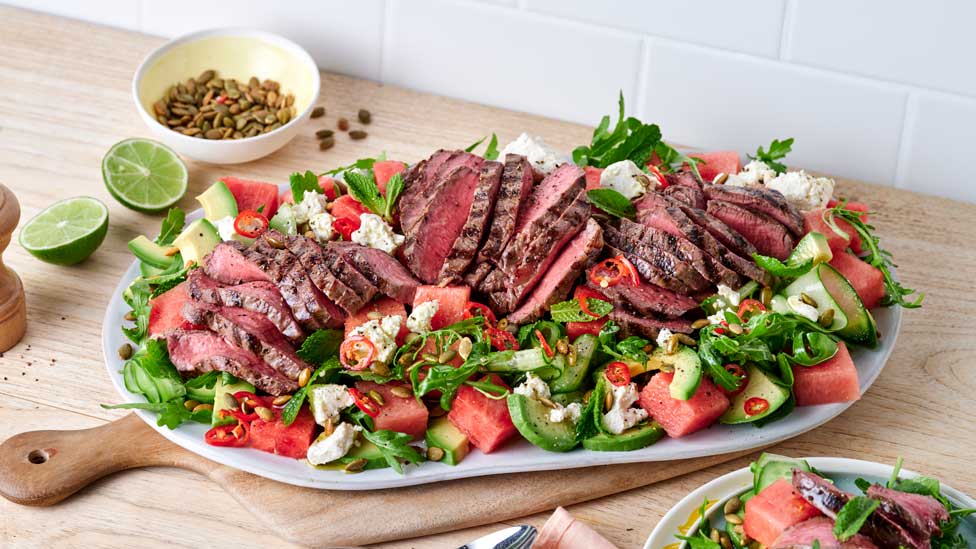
892, 92, 918, 190
778, 0, 796, 61
633, 38, 653, 120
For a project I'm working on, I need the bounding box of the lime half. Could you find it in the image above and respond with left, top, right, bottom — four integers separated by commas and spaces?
19, 196, 109, 265
102, 138, 188, 213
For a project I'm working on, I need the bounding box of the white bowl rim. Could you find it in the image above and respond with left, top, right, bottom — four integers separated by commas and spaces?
131, 27, 321, 147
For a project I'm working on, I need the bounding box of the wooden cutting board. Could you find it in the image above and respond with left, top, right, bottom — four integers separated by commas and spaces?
0, 413, 750, 546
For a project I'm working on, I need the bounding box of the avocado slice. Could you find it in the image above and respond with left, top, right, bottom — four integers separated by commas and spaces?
507, 393, 577, 452
551, 391, 584, 407
197, 181, 238, 221
550, 333, 598, 394
310, 438, 391, 471
582, 422, 663, 452
173, 218, 221, 267
211, 374, 255, 426
645, 347, 702, 400
269, 202, 297, 235
720, 364, 790, 424
128, 235, 178, 269
425, 415, 470, 465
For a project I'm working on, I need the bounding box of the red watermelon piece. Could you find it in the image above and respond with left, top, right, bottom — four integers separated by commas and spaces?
687, 151, 741, 182
373, 161, 407, 195
583, 166, 603, 191
355, 381, 429, 441
148, 281, 201, 337
638, 372, 729, 438
744, 479, 822, 547
829, 250, 884, 309
567, 317, 608, 342
413, 285, 470, 330
827, 199, 869, 219
220, 177, 279, 218
344, 297, 408, 340
448, 374, 517, 453
792, 341, 860, 406
803, 208, 863, 254
249, 407, 316, 459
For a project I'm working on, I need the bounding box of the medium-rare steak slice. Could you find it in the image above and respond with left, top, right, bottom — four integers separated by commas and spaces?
609, 309, 693, 340
772, 517, 878, 549
591, 279, 699, 318
402, 165, 483, 283
664, 184, 705, 209
706, 200, 795, 260
866, 484, 949, 540
204, 241, 272, 284
510, 163, 584, 238
678, 204, 758, 259
664, 169, 702, 190
603, 243, 694, 296
438, 160, 503, 283
618, 219, 742, 288
401, 150, 484, 234
703, 184, 805, 236
281, 231, 368, 313
603, 223, 709, 293
166, 329, 298, 395
182, 300, 311, 382
186, 268, 303, 343
398, 149, 451, 233
508, 219, 604, 325
329, 241, 420, 304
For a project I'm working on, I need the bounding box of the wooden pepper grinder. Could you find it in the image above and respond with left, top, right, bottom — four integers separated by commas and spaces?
0, 183, 26, 352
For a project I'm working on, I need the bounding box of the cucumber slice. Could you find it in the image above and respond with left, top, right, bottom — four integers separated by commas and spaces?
784, 263, 877, 347
131, 362, 161, 403
122, 360, 140, 394
755, 454, 812, 493
484, 348, 562, 380
582, 422, 663, 452
507, 393, 577, 452
720, 364, 790, 424
550, 334, 597, 394
789, 231, 832, 266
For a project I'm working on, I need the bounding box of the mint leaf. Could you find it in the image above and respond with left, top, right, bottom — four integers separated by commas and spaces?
290, 170, 321, 203
281, 357, 342, 425
382, 172, 404, 222
586, 188, 636, 219
296, 329, 343, 366
750, 137, 794, 174
343, 170, 386, 218
833, 496, 879, 541
155, 207, 186, 246
483, 133, 500, 161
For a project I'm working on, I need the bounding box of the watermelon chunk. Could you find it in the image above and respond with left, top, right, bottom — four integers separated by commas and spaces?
829, 250, 884, 309
373, 161, 407, 195
792, 341, 860, 406
448, 374, 517, 453
147, 281, 201, 337
638, 372, 729, 438
220, 177, 279, 219
583, 166, 603, 191
687, 151, 741, 182
567, 317, 608, 342
413, 285, 470, 330
345, 297, 408, 339
249, 407, 317, 459
803, 208, 863, 254
744, 479, 822, 547
355, 381, 429, 441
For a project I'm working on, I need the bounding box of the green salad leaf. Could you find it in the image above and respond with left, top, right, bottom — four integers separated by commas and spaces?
750, 137, 794, 174
320, 154, 385, 177
383, 172, 404, 221
752, 253, 814, 278
122, 278, 152, 344
833, 496, 880, 541
281, 357, 343, 425
464, 136, 487, 153
549, 297, 613, 323
572, 91, 662, 169
358, 428, 425, 474
102, 400, 212, 429
290, 170, 322, 203
344, 169, 386, 219
654, 141, 704, 182
483, 133, 500, 161
155, 207, 186, 246
296, 329, 344, 366
586, 188, 636, 219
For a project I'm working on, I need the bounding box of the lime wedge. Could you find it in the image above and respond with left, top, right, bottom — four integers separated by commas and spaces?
19, 196, 109, 265
102, 138, 188, 213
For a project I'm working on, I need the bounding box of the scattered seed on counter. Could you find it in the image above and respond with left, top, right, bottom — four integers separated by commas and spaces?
349, 130, 367, 140
315, 129, 334, 139
358, 109, 371, 124
310, 106, 325, 118
337, 117, 349, 131
319, 136, 335, 151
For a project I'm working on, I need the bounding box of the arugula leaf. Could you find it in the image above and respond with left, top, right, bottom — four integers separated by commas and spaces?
102, 400, 210, 429
358, 429, 425, 474
146, 263, 192, 297
824, 203, 923, 308
290, 170, 322, 204
155, 207, 186, 246
343, 169, 387, 218
464, 136, 487, 153
586, 188, 636, 219
320, 154, 384, 177
751, 253, 814, 278
412, 361, 479, 411
549, 297, 613, 323
296, 329, 343, 366
466, 377, 510, 400
572, 91, 663, 169
122, 278, 152, 344
654, 141, 704, 182
484, 133, 500, 161
281, 357, 343, 425
676, 499, 721, 549
888, 456, 905, 487
750, 137, 794, 174
833, 496, 879, 541
382, 172, 404, 221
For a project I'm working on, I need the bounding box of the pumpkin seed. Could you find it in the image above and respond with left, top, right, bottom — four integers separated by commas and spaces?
426, 446, 445, 461
733, 525, 745, 535
719, 533, 732, 549
315, 128, 334, 139
724, 496, 741, 514
192, 403, 213, 414
344, 458, 367, 473
319, 136, 335, 151
555, 338, 569, 355
676, 333, 697, 346
761, 286, 774, 308
322, 419, 335, 436
272, 394, 292, 406
818, 308, 835, 328
604, 389, 614, 412
422, 353, 439, 363
710, 528, 721, 543
404, 332, 421, 344
438, 349, 457, 363
221, 392, 238, 410
567, 345, 577, 367
728, 322, 744, 335
458, 337, 473, 360
725, 513, 743, 525
391, 386, 412, 398
349, 130, 368, 140
666, 334, 679, 354
184, 399, 200, 411
117, 343, 133, 360
715, 173, 729, 184
368, 390, 385, 406
337, 118, 350, 131
205, 128, 224, 139
196, 69, 215, 84
371, 361, 391, 377
298, 367, 312, 387
311, 106, 325, 118
358, 109, 371, 124
496, 319, 509, 331
691, 318, 711, 330
800, 292, 818, 308
583, 389, 592, 404
124, 311, 136, 321
540, 397, 557, 409
265, 234, 285, 249
255, 406, 274, 421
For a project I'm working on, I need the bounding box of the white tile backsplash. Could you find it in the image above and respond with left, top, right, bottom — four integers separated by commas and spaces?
10, 0, 976, 202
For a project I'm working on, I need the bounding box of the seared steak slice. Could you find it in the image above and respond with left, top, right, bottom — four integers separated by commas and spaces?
678, 204, 758, 259
182, 300, 311, 382
591, 279, 699, 318
402, 165, 483, 283
703, 184, 805, 236
603, 243, 694, 296
281, 232, 368, 313
603, 223, 708, 293
438, 160, 503, 283
772, 517, 878, 549
664, 169, 703, 190
329, 241, 420, 304
186, 269, 303, 343
866, 484, 949, 541
166, 329, 298, 396
707, 200, 794, 260
618, 219, 742, 288
401, 150, 484, 234
609, 309, 693, 340
510, 163, 584, 237
204, 241, 271, 283
398, 149, 451, 233
468, 154, 536, 273
507, 219, 604, 325
664, 184, 705, 209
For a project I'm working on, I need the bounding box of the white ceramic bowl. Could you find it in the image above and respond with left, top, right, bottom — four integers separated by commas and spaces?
132, 28, 321, 164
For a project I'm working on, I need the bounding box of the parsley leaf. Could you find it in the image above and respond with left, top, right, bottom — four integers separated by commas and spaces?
155, 207, 186, 246
833, 496, 879, 541
549, 297, 613, 323
586, 188, 636, 219
358, 429, 425, 474
750, 137, 794, 174
289, 170, 322, 204
382, 172, 404, 222
344, 169, 388, 221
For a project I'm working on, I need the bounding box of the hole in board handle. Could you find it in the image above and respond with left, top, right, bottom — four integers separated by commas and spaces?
27, 449, 48, 464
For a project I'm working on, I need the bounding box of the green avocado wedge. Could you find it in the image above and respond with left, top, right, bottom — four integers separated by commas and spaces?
507, 393, 577, 452
720, 364, 790, 425
582, 422, 664, 452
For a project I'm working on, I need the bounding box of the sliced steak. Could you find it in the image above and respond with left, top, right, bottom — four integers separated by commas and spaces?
182, 300, 311, 382
592, 279, 699, 318
664, 169, 703, 190
398, 149, 451, 233
618, 218, 742, 288
609, 309, 693, 340
510, 162, 584, 237
401, 150, 483, 234
507, 219, 603, 325
772, 517, 878, 549
603, 243, 693, 296
204, 241, 276, 284
867, 484, 949, 541
707, 200, 795, 260
329, 241, 420, 304
678, 204, 758, 259
438, 160, 503, 283
166, 329, 298, 396
664, 184, 705, 209
281, 231, 368, 313
186, 268, 303, 343
703, 183, 805, 236
602, 223, 709, 293
402, 165, 483, 283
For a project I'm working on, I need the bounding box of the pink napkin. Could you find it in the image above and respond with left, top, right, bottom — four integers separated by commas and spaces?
533, 507, 619, 549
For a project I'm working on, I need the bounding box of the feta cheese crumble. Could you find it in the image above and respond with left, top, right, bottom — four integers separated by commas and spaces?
350, 314, 402, 364
600, 159, 654, 199
305, 422, 361, 465
308, 212, 335, 243
293, 190, 328, 224
766, 170, 835, 212
787, 295, 820, 322
716, 284, 742, 308
308, 384, 354, 426
548, 402, 582, 424
656, 328, 675, 349
406, 300, 439, 334
351, 213, 405, 254
602, 382, 648, 435
514, 372, 550, 401
213, 215, 247, 243
499, 133, 563, 174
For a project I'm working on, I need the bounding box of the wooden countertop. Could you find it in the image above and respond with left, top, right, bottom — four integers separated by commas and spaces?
1, 7, 974, 548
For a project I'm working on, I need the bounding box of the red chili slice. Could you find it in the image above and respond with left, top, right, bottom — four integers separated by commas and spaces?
737, 299, 766, 322
348, 387, 380, 418
647, 164, 667, 189
588, 256, 640, 288
535, 329, 555, 359
463, 301, 497, 325
574, 286, 608, 318
340, 335, 376, 371
744, 397, 769, 416
605, 361, 632, 387
723, 364, 749, 397
486, 327, 518, 351
234, 210, 270, 238
333, 217, 358, 241
205, 421, 250, 447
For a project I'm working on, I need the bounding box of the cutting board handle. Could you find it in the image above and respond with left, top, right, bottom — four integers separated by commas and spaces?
0, 414, 207, 506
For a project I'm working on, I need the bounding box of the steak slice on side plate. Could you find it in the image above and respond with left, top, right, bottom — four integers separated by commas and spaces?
507, 219, 604, 325
281, 232, 369, 314
618, 218, 742, 288
703, 183, 805, 236
186, 268, 304, 343
329, 241, 421, 304
707, 200, 795, 260
438, 160, 503, 283
166, 329, 298, 396
866, 484, 949, 540
603, 223, 707, 293
182, 300, 311, 382
609, 309, 693, 340
402, 165, 483, 283
679, 204, 758, 259
592, 278, 700, 318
